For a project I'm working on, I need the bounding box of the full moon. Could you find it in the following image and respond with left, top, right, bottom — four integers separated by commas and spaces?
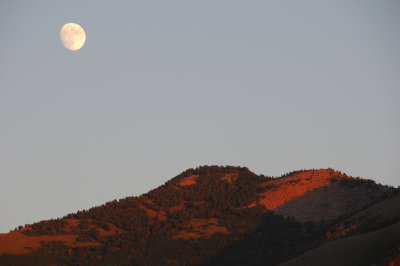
60, 23, 86, 51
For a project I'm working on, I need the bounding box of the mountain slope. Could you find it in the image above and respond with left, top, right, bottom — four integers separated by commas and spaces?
273, 177, 392, 222
0, 166, 397, 265
281, 192, 400, 265
280, 221, 400, 266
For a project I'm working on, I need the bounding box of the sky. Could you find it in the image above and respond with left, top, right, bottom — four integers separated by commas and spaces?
0, 1, 399, 233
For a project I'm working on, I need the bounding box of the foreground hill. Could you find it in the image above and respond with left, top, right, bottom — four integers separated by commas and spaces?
280, 193, 400, 266
0, 166, 398, 265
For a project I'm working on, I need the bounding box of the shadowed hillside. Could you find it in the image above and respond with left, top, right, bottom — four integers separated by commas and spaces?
0, 166, 398, 265
280, 221, 400, 266
273, 177, 393, 222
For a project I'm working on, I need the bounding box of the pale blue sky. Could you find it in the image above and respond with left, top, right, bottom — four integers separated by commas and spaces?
1, 1, 399, 233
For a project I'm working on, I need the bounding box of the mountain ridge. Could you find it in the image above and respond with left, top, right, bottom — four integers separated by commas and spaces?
1, 165, 398, 265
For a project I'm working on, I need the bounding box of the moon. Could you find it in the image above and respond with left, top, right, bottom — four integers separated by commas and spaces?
60, 23, 86, 51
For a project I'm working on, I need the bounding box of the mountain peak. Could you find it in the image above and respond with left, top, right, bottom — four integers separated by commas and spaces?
1, 166, 397, 265
168, 165, 257, 187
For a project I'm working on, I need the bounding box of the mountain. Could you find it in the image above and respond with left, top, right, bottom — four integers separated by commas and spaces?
0, 166, 399, 265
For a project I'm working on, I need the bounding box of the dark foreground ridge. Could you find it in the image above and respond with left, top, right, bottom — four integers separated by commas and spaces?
1, 166, 399, 265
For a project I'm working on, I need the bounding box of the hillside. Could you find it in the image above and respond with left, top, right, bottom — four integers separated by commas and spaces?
280, 221, 400, 266
0, 166, 398, 265
278, 193, 400, 266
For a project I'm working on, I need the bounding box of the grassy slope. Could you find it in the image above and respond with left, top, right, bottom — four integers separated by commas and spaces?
273, 181, 391, 223
280, 205, 400, 266
332, 192, 400, 232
